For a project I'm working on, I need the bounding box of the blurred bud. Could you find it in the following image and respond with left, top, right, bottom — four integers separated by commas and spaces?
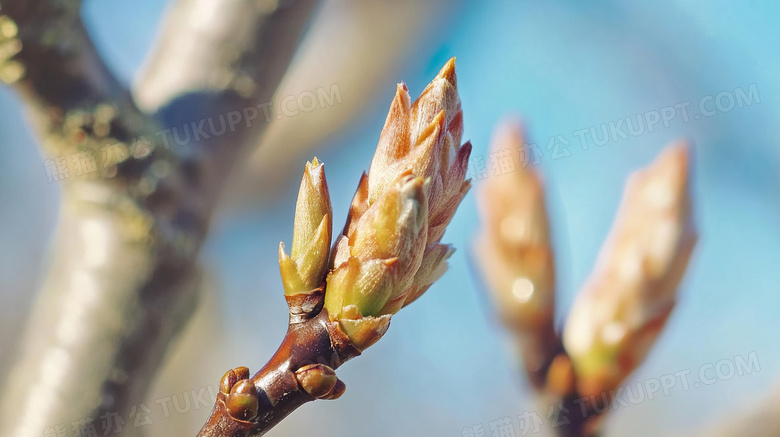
475, 120, 556, 329
323, 59, 471, 350
546, 354, 575, 397
280, 158, 333, 295
563, 142, 697, 397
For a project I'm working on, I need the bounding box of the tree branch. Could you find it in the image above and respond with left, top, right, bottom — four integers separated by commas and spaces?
0, 0, 145, 155
0, 1, 317, 435
135, 0, 318, 113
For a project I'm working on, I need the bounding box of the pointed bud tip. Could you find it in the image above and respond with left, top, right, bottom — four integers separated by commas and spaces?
395, 83, 411, 107
460, 140, 473, 160
434, 109, 446, 124
446, 245, 456, 258
305, 157, 326, 179
437, 58, 457, 87
658, 140, 691, 171
384, 257, 399, 267
643, 140, 692, 194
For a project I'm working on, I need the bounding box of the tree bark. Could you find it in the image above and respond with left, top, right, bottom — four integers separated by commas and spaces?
0, 1, 317, 436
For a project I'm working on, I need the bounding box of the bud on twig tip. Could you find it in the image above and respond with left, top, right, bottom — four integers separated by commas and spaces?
321, 59, 470, 351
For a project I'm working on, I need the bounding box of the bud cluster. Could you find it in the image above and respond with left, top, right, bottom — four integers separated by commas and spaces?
279, 59, 472, 351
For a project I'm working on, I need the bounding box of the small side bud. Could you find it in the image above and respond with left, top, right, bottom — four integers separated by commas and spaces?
219, 366, 250, 394
295, 364, 338, 399
225, 379, 259, 421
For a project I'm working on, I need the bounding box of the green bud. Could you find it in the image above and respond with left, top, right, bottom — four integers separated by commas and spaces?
280, 158, 332, 295
324, 175, 428, 319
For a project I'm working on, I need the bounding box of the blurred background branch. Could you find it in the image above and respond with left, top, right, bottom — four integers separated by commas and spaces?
0, 0, 316, 436
474, 119, 696, 436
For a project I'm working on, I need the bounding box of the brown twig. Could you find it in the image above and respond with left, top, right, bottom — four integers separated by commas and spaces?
198, 295, 359, 437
